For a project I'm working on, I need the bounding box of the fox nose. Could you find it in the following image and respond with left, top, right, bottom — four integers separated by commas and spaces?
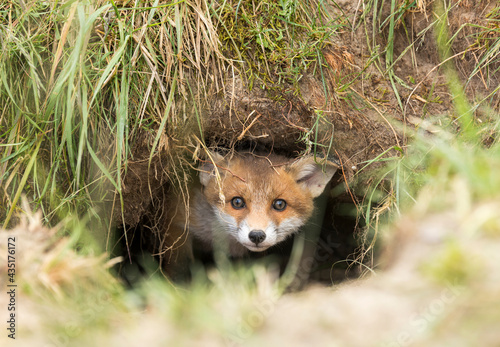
248, 230, 266, 246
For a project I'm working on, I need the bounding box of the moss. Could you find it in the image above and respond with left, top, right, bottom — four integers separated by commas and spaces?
421, 241, 482, 286
216, 0, 340, 93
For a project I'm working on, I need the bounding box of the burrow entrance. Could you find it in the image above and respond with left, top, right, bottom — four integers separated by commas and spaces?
111, 71, 394, 287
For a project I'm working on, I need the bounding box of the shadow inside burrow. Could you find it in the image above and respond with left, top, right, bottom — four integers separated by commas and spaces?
112, 147, 363, 291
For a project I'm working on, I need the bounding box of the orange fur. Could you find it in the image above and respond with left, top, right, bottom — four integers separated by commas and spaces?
162, 152, 338, 278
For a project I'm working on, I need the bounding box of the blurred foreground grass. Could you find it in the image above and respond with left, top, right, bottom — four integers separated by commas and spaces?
2, 118, 500, 346
1, 0, 500, 346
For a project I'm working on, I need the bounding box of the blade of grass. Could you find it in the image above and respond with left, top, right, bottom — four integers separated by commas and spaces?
435, 0, 476, 140
115, 57, 130, 196
86, 141, 120, 192
3, 135, 43, 228
75, 81, 88, 190
149, 69, 178, 167
385, 0, 404, 112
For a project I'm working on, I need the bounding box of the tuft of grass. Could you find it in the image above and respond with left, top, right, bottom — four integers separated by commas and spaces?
465, 3, 500, 89
215, 0, 343, 93
0, 0, 233, 223
0, 0, 347, 243
358, 0, 420, 112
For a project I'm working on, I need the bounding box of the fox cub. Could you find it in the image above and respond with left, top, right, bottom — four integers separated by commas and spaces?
162, 151, 338, 277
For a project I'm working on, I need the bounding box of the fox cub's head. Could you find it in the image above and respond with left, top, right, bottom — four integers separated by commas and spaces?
199, 152, 338, 253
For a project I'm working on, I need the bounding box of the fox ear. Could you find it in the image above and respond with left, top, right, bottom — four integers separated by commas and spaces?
199, 151, 225, 187
289, 156, 338, 198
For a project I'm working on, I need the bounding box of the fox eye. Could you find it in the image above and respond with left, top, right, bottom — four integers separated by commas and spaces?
231, 197, 246, 209
272, 199, 287, 211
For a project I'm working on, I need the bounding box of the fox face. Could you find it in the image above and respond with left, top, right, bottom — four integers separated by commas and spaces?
196, 152, 338, 255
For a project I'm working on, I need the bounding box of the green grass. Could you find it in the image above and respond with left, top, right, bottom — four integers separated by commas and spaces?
215, 0, 343, 92
355, 0, 500, 118
348, 0, 500, 247
0, 0, 343, 231
1, 0, 500, 344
